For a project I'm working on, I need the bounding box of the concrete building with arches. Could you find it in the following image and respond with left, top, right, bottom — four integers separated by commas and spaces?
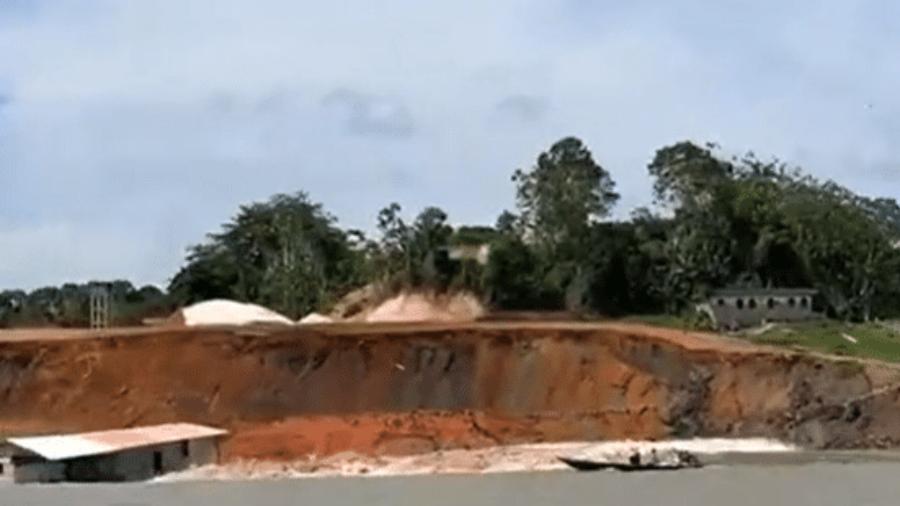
699, 288, 819, 330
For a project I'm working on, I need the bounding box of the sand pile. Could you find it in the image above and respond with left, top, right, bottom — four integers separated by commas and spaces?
174, 299, 293, 327
298, 313, 333, 325
329, 284, 382, 320
365, 292, 485, 323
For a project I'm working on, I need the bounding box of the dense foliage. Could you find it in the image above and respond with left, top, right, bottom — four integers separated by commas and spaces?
168, 192, 366, 319
4, 137, 900, 327
0, 282, 169, 328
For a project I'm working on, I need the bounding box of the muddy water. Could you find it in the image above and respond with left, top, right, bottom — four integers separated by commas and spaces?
5, 458, 900, 506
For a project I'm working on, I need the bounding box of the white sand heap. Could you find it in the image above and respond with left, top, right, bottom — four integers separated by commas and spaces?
298, 312, 334, 325
365, 292, 485, 323
159, 438, 796, 482
178, 299, 293, 327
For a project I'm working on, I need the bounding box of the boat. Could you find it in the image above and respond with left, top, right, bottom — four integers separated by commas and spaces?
558, 448, 702, 472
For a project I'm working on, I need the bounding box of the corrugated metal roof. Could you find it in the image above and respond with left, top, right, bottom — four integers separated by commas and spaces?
6, 423, 227, 461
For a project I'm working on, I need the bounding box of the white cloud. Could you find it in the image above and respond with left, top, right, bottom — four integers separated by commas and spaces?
1, 0, 899, 288
322, 89, 415, 138
495, 95, 549, 123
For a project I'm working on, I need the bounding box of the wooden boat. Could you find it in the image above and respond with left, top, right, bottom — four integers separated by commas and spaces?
558, 449, 702, 472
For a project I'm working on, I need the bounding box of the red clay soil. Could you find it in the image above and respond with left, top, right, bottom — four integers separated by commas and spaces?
2, 321, 900, 461
222, 409, 667, 461
224, 412, 502, 460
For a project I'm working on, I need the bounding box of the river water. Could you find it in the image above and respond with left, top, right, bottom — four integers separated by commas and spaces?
5, 455, 900, 506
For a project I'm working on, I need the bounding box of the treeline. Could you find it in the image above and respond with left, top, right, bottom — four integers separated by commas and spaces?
165, 136, 900, 321
5, 137, 900, 327
0, 282, 170, 328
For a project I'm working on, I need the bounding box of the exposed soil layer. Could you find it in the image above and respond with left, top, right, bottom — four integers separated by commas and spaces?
2, 322, 900, 460
222, 410, 664, 461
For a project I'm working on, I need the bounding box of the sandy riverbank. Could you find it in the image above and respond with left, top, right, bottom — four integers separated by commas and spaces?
161, 438, 796, 481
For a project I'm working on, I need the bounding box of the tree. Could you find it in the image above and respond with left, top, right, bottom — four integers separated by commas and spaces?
10, 138, 900, 326
410, 207, 453, 286
168, 244, 239, 304
495, 210, 519, 237
374, 202, 411, 282
484, 235, 551, 310
370, 203, 459, 289
782, 180, 900, 321
647, 141, 735, 211
509, 137, 620, 311
512, 137, 619, 260
658, 213, 735, 311
644, 140, 900, 320
644, 142, 740, 310
0, 282, 171, 328
169, 192, 365, 318
581, 221, 663, 316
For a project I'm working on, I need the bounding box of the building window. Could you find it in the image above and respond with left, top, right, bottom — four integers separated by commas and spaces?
800, 297, 808, 308
788, 297, 796, 307
717, 299, 726, 307
767, 298, 776, 309
748, 299, 757, 309
181, 441, 190, 458
0, 463, 4, 474
736, 299, 744, 310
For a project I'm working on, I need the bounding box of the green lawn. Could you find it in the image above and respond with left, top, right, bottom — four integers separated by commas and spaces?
744, 320, 900, 363
622, 314, 900, 364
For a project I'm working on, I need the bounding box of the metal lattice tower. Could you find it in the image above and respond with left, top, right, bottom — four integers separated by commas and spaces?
89, 285, 110, 329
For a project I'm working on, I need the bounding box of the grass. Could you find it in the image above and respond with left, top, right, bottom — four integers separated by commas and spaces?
744, 320, 900, 363
622, 314, 900, 363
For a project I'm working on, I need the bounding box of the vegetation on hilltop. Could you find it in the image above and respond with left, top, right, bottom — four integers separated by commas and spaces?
0, 282, 169, 328
4, 136, 900, 325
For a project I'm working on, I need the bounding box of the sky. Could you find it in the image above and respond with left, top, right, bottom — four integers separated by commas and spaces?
1, 0, 899, 289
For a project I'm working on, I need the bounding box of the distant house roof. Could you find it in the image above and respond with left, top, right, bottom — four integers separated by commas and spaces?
710, 288, 818, 298
446, 244, 491, 265
6, 423, 227, 461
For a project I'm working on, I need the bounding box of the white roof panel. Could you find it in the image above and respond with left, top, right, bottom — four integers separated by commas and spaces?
6, 423, 227, 461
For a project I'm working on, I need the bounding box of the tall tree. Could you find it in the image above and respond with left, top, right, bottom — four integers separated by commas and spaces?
372, 203, 455, 288
410, 206, 453, 286
374, 202, 413, 283
645, 140, 900, 320
512, 137, 619, 259
647, 141, 735, 211
484, 235, 549, 310
782, 180, 900, 320
169, 192, 364, 318
495, 210, 519, 237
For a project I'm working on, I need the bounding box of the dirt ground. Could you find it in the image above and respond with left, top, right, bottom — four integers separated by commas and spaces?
0, 320, 754, 350
2, 320, 900, 460
221, 409, 668, 461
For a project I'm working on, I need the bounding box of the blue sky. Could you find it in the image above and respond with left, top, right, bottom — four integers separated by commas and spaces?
1, 0, 899, 289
